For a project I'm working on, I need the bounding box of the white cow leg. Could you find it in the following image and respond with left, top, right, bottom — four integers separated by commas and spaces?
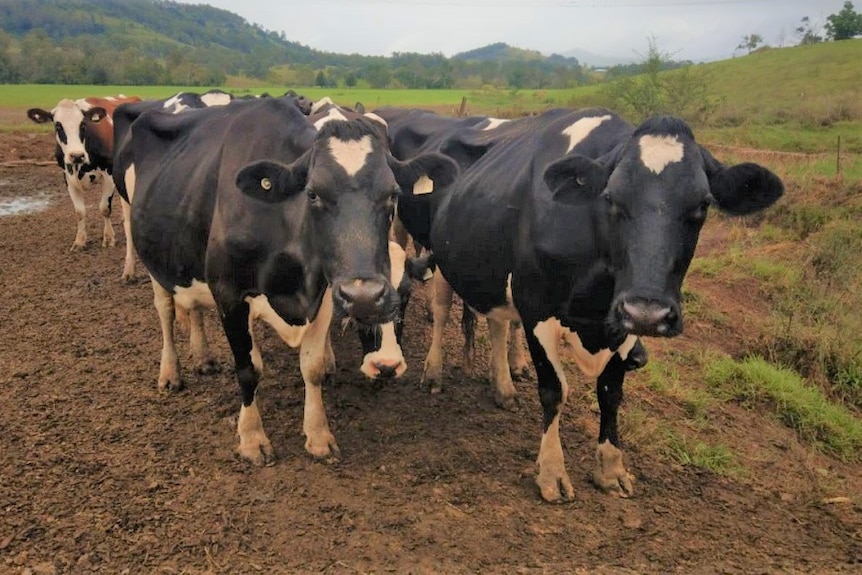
531, 318, 575, 502
152, 279, 182, 391
508, 320, 531, 380
487, 316, 517, 410
301, 289, 339, 460
421, 269, 454, 394
188, 307, 219, 375
66, 177, 88, 251
120, 198, 136, 282
98, 176, 116, 247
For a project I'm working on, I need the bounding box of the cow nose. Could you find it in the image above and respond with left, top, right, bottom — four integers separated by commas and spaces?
374, 362, 399, 379
336, 279, 389, 321
618, 297, 680, 337
70, 153, 86, 164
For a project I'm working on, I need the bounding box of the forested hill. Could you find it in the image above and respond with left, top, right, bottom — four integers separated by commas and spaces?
0, 0, 588, 87
0, 0, 321, 84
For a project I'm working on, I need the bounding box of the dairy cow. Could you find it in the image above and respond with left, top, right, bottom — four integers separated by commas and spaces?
124, 95, 458, 463
426, 107, 783, 501
27, 95, 141, 275
373, 107, 533, 404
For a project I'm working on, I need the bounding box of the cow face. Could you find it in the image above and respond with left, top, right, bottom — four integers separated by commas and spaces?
27, 99, 107, 175
544, 116, 783, 345
236, 117, 459, 327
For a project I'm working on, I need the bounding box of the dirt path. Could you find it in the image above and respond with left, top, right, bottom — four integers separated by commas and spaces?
0, 132, 860, 574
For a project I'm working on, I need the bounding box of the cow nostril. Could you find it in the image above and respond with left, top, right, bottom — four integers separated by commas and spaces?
375, 363, 398, 379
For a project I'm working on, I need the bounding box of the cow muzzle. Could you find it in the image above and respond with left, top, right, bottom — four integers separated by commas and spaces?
611, 295, 682, 338
332, 277, 397, 325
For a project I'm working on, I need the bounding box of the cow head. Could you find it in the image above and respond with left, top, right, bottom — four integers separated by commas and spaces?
236, 116, 459, 328
544, 116, 783, 346
27, 99, 108, 175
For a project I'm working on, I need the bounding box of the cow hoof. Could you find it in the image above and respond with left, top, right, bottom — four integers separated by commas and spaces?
493, 390, 518, 412
535, 467, 575, 503
157, 378, 185, 393
121, 273, 137, 284
195, 359, 221, 375
510, 365, 531, 381
238, 443, 275, 467
592, 441, 634, 498
305, 433, 340, 462
70, 243, 86, 252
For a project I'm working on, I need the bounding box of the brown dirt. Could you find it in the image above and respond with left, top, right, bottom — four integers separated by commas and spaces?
1, 131, 860, 575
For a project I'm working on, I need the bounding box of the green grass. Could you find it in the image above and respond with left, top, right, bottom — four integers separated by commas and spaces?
704, 356, 862, 462
662, 431, 739, 475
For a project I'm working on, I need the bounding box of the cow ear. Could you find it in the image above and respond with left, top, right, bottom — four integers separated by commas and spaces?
389, 152, 459, 197
544, 155, 609, 203
708, 162, 784, 215
702, 146, 784, 215
84, 107, 108, 123
235, 156, 309, 203
27, 108, 53, 124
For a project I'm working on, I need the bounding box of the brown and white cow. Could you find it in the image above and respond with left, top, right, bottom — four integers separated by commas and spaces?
27, 95, 141, 278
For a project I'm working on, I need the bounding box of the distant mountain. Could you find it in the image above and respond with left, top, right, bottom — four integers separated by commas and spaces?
454, 42, 581, 68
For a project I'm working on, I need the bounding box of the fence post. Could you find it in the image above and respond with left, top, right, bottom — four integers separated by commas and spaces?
458, 96, 467, 117
836, 135, 841, 175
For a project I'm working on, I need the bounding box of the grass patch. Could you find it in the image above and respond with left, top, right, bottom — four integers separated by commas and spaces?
704, 356, 862, 462
662, 431, 739, 475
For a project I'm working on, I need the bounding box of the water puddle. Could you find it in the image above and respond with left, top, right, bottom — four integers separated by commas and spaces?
0, 178, 57, 216
0, 195, 53, 216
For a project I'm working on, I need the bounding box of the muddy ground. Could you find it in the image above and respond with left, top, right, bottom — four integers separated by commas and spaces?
0, 131, 860, 574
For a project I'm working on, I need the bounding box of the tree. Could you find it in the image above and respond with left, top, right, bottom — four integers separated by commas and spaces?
796, 16, 824, 45
825, 1, 862, 40
737, 33, 764, 53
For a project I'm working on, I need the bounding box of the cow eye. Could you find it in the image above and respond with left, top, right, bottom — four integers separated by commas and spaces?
307, 189, 319, 202
603, 192, 627, 220
688, 200, 710, 222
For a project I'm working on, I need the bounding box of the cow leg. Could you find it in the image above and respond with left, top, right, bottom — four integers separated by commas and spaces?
422, 269, 454, 394
119, 198, 136, 282
525, 317, 575, 502
222, 299, 273, 466
246, 316, 264, 376
508, 321, 531, 380
66, 177, 88, 251
301, 288, 340, 460
487, 316, 517, 410
98, 175, 116, 248
461, 306, 476, 377
592, 355, 634, 497
188, 307, 219, 375
152, 279, 183, 392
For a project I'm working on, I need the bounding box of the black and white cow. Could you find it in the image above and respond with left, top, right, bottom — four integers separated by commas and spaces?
373, 106, 532, 404
124, 95, 458, 463
27, 95, 141, 275
111, 90, 244, 284
426, 107, 783, 501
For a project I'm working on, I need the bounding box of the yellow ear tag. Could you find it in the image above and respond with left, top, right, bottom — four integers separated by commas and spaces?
413, 175, 434, 195
260, 178, 272, 191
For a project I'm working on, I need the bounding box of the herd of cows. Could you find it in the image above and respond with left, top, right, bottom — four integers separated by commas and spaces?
26, 90, 784, 503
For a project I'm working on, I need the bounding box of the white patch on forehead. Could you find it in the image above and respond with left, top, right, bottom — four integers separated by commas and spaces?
329, 135, 373, 177
562, 114, 612, 153
362, 112, 388, 128
310, 97, 334, 115
200, 92, 232, 107
482, 118, 509, 130
313, 107, 347, 130
639, 134, 684, 174
163, 94, 189, 114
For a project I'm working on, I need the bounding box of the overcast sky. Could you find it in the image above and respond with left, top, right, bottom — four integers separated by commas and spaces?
172, 0, 846, 64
